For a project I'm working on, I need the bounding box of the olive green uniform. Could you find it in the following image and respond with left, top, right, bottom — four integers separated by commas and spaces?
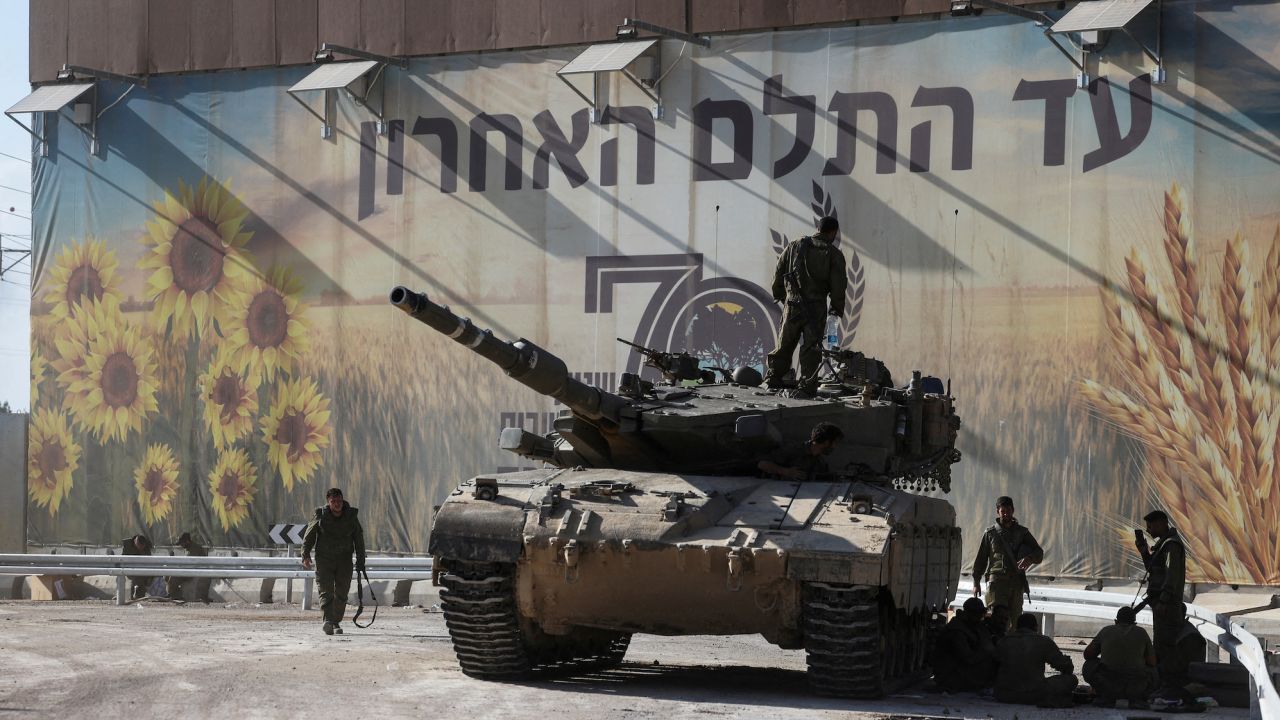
1083, 623, 1156, 704
931, 615, 997, 692
302, 502, 367, 626
761, 442, 830, 481
121, 536, 153, 600
995, 628, 1078, 707
972, 520, 1043, 630
166, 539, 212, 602
765, 235, 847, 393
1144, 530, 1187, 695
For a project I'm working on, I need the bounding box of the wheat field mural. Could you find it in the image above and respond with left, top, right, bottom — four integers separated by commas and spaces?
1081, 184, 1280, 585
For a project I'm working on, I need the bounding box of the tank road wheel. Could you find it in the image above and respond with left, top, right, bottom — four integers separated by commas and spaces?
438, 560, 531, 679
801, 583, 883, 698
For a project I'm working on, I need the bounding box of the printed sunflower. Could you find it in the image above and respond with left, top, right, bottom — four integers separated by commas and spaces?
27, 408, 81, 516
139, 177, 254, 339
199, 356, 258, 450
31, 348, 47, 406
51, 296, 123, 410
209, 447, 258, 531
134, 444, 180, 524
262, 375, 331, 491
43, 237, 123, 323
220, 266, 310, 384
68, 311, 160, 443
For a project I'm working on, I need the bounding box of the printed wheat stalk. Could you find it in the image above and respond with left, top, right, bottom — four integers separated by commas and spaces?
1082, 185, 1280, 584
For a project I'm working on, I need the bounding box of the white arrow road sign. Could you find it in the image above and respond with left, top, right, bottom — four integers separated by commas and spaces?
269, 523, 306, 545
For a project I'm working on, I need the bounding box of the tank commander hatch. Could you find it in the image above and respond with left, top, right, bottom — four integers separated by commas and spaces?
757, 422, 844, 482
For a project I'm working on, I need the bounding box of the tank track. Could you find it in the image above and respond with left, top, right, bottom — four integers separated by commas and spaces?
803, 583, 884, 697
439, 560, 531, 678
802, 583, 929, 698
439, 559, 630, 678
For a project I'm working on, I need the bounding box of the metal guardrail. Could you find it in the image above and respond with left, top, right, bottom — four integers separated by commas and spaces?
0, 553, 433, 609
953, 581, 1280, 719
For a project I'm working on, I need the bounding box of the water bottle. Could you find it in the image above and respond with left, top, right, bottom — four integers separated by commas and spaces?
824, 314, 840, 350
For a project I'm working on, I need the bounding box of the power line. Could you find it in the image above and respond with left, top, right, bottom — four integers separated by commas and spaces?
0, 151, 31, 164
0, 183, 30, 195
0, 208, 30, 221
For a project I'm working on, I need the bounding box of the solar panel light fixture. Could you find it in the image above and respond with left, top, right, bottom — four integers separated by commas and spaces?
615, 18, 711, 47
288, 44, 408, 139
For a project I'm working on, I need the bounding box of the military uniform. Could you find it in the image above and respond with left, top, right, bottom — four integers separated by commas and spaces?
761, 442, 830, 481
121, 536, 153, 600
765, 235, 847, 393
1083, 623, 1156, 705
995, 628, 1078, 707
972, 520, 1043, 630
166, 538, 212, 602
302, 501, 367, 628
1145, 529, 1187, 696
931, 615, 997, 692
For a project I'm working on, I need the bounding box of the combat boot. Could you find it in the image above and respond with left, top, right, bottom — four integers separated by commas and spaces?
333, 623, 344, 635
322, 620, 335, 635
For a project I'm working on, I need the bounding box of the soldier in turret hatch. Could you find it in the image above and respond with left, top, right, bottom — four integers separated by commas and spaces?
764, 215, 847, 395
757, 422, 843, 481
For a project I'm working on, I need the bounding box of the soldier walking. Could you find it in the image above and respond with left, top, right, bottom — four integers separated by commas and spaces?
764, 216, 847, 395
1136, 509, 1188, 703
301, 488, 367, 635
972, 496, 1043, 630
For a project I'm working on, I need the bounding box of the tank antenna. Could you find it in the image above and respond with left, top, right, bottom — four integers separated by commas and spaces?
947, 208, 960, 382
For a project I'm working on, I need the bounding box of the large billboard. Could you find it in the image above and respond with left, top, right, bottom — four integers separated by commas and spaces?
27, 3, 1280, 584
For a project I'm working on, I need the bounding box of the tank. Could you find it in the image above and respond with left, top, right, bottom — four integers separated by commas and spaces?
390, 285, 964, 697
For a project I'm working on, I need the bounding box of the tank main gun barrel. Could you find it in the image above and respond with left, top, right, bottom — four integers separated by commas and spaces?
389, 286, 625, 421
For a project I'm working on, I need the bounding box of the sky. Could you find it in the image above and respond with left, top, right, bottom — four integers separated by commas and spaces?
0, 1, 32, 412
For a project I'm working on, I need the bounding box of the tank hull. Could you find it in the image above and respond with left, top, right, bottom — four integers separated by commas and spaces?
431, 469, 962, 694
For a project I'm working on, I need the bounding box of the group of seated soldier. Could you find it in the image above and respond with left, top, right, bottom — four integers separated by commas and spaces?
932, 598, 1157, 709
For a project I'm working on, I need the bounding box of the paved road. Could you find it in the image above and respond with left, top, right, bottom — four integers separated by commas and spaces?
0, 600, 1250, 719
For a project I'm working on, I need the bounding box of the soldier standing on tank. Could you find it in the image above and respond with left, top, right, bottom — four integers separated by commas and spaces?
764, 216, 847, 395
301, 488, 367, 636
972, 496, 1043, 631
756, 422, 844, 481
1136, 509, 1188, 703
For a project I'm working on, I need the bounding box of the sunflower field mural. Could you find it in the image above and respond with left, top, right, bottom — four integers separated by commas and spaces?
29, 178, 332, 546
25, 3, 1280, 577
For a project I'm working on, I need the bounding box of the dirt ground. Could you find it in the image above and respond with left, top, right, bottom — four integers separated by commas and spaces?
0, 599, 1251, 720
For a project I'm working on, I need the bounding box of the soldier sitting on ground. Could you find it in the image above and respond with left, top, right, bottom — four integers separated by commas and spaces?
1083, 605, 1156, 708
984, 603, 1011, 644
166, 532, 213, 604
994, 613, 1078, 708
121, 534, 153, 600
756, 422, 844, 482
931, 597, 997, 693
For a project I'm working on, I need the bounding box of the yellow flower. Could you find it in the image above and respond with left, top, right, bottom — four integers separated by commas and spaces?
134, 444, 180, 524
31, 348, 47, 406
43, 237, 122, 323
139, 177, 254, 339
209, 447, 258, 531
67, 307, 160, 443
27, 408, 81, 515
51, 296, 123, 409
262, 376, 331, 491
199, 356, 258, 449
220, 267, 310, 384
